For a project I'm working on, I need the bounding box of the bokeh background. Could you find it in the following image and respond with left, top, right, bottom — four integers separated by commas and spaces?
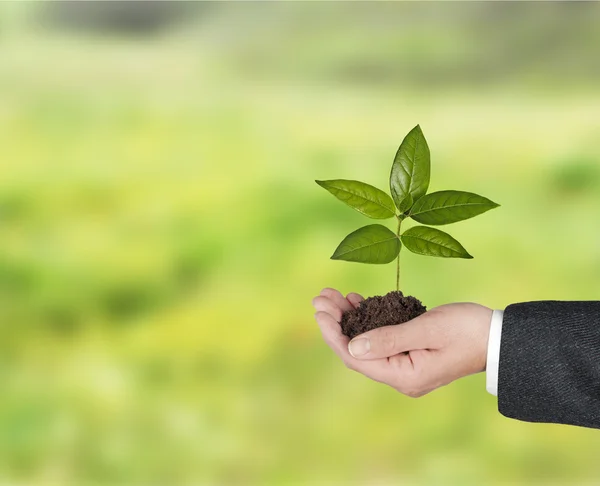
2, 2, 600, 485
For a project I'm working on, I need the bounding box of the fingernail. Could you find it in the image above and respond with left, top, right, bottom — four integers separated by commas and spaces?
348, 338, 370, 357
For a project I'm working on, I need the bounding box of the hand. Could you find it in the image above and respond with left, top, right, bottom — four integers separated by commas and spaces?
312, 288, 492, 397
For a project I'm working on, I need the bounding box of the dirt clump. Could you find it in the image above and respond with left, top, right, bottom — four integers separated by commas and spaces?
341, 290, 427, 340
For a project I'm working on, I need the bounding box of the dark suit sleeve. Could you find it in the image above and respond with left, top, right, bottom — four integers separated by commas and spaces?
498, 301, 600, 429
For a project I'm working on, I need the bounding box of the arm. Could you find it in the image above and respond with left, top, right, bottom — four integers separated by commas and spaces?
498, 301, 600, 429
313, 289, 600, 429
312, 288, 492, 398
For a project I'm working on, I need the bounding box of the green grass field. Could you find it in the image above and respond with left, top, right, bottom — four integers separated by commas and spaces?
1, 3, 600, 485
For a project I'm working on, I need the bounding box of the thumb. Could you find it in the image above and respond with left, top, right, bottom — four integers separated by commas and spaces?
348, 313, 434, 359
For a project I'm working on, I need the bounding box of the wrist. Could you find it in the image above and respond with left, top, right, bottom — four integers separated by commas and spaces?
474, 304, 493, 374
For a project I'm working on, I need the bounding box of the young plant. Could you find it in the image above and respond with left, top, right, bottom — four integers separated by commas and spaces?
316, 125, 499, 291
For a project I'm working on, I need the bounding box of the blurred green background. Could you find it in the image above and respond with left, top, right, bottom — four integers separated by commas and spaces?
1, 2, 600, 485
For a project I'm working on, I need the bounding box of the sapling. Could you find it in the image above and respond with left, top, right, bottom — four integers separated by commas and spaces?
316, 125, 499, 338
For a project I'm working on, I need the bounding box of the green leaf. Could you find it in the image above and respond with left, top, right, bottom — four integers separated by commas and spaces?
390, 125, 430, 211
396, 193, 413, 215
331, 224, 401, 264
400, 226, 472, 259
410, 190, 500, 225
316, 179, 396, 219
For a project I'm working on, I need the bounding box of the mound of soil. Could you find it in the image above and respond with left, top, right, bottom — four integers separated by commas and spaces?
340, 290, 427, 340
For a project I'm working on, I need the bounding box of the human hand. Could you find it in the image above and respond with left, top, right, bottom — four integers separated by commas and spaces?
312, 288, 492, 397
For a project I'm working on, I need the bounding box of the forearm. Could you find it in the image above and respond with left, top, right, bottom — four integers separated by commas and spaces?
498, 301, 600, 429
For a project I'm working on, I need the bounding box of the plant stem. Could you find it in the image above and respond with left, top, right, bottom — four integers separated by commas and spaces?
396, 216, 402, 291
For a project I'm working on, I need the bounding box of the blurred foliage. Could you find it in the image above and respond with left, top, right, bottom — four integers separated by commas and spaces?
549, 157, 600, 195
1, 2, 600, 485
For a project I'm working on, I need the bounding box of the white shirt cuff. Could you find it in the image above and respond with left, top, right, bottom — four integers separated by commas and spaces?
485, 309, 504, 396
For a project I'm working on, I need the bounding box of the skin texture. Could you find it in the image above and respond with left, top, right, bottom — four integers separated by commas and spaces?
312, 288, 492, 398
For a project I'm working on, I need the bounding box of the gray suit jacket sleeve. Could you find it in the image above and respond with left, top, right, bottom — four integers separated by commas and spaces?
498, 301, 600, 429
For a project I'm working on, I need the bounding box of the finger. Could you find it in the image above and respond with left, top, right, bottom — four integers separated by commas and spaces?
346, 292, 364, 309
348, 313, 436, 360
311, 295, 343, 322
314, 311, 347, 355
314, 311, 394, 383
388, 348, 429, 378
387, 349, 435, 397
320, 288, 354, 313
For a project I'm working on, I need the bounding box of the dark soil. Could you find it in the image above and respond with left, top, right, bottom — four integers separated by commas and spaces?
340, 291, 427, 340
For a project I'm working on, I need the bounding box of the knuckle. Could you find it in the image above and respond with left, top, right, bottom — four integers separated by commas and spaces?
321, 288, 340, 299
312, 296, 326, 307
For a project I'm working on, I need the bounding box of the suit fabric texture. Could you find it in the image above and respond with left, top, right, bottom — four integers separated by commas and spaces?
499, 301, 600, 429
